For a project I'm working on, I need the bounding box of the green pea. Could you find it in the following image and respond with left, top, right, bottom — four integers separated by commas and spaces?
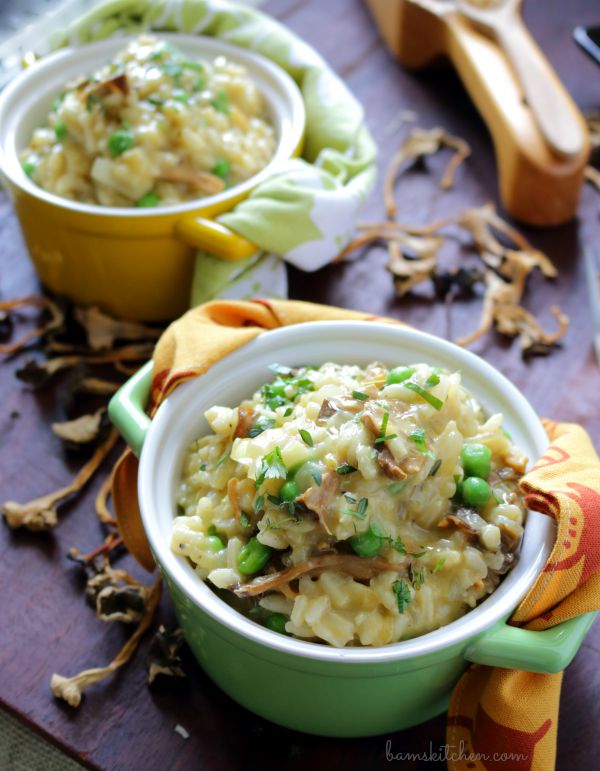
136, 192, 161, 207
385, 367, 415, 386
263, 612, 289, 635
462, 477, 491, 506
279, 480, 299, 501
212, 158, 230, 179
460, 443, 492, 479
206, 535, 225, 552
349, 525, 383, 558
237, 537, 272, 575
54, 120, 67, 141
21, 156, 38, 178
107, 129, 135, 157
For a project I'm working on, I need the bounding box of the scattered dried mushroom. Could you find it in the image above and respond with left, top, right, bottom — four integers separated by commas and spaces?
0, 297, 169, 706
146, 626, 186, 685
343, 126, 569, 356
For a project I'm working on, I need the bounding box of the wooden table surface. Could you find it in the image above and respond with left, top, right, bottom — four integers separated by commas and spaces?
1, 1, 600, 769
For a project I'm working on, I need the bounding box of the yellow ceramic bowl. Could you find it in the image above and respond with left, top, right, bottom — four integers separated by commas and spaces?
0, 34, 305, 321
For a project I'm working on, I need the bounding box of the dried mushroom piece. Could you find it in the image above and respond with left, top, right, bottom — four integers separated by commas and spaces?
51, 576, 162, 707
385, 126, 471, 218
0, 295, 64, 356
341, 127, 567, 357
16, 343, 153, 388
51, 407, 108, 446
235, 553, 409, 598
89, 573, 149, 624
74, 306, 161, 351
1, 429, 119, 530
457, 270, 569, 354
146, 625, 186, 685
386, 235, 445, 296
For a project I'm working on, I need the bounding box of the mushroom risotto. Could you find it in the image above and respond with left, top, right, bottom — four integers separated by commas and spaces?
21, 36, 276, 207
174, 362, 528, 648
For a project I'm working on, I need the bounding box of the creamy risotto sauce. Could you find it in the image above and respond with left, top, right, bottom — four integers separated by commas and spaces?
174, 362, 528, 648
21, 36, 276, 207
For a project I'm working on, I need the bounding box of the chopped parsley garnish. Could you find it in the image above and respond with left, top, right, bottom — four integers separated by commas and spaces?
147, 95, 164, 107
211, 89, 230, 114
253, 494, 265, 515
212, 451, 229, 470
310, 468, 323, 486
248, 416, 276, 438
284, 407, 294, 417
374, 411, 397, 445
260, 370, 315, 410
408, 428, 435, 458
136, 192, 161, 207
433, 557, 446, 573
86, 92, 102, 111
172, 88, 189, 103
387, 480, 407, 495
51, 92, 66, 112
383, 534, 425, 558
336, 463, 357, 475
299, 429, 314, 447
341, 497, 368, 520
255, 446, 287, 488
212, 158, 230, 179
352, 390, 369, 401
423, 372, 441, 389
199, 463, 207, 471
160, 61, 183, 82
428, 458, 442, 477
404, 380, 444, 410
182, 59, 204, 72
240, 511, 251, 528
409, 563, 425, 590
392, 579, 412, 614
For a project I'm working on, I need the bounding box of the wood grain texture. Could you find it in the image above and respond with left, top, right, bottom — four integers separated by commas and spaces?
0, 1, 599, 769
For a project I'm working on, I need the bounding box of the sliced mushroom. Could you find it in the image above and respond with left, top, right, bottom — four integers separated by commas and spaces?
297, 471, 340, 535
233, 406, 258, 439
377, 447, 407, 480
234, 553, 409, 597
159, 166, 225, 195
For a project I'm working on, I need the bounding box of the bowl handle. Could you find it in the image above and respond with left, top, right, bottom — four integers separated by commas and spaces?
464, 612, 597, 673
175, 215, 258, 261
108, 360, 153, 457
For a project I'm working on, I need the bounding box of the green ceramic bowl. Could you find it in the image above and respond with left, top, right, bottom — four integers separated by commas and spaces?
109, 322, 596, 737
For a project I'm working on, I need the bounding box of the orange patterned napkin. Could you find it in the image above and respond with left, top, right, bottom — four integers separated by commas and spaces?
112, 299, 600, 771
447, 418, 600, 771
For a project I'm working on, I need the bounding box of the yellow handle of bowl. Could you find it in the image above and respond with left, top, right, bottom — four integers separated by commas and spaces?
175, 216, 258, 261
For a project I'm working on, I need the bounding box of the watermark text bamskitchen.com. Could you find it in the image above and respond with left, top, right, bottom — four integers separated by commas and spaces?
385, 739, 528, 763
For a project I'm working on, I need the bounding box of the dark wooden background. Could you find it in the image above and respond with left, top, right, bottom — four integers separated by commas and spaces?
1, 1, 599, 769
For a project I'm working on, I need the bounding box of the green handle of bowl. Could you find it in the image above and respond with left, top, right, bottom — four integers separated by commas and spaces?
108, 360, 153, 457
465, 611, 597, 673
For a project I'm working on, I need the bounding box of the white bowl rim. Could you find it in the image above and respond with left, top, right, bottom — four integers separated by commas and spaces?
0, 32, 305, 218
138, 321, 554, 664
